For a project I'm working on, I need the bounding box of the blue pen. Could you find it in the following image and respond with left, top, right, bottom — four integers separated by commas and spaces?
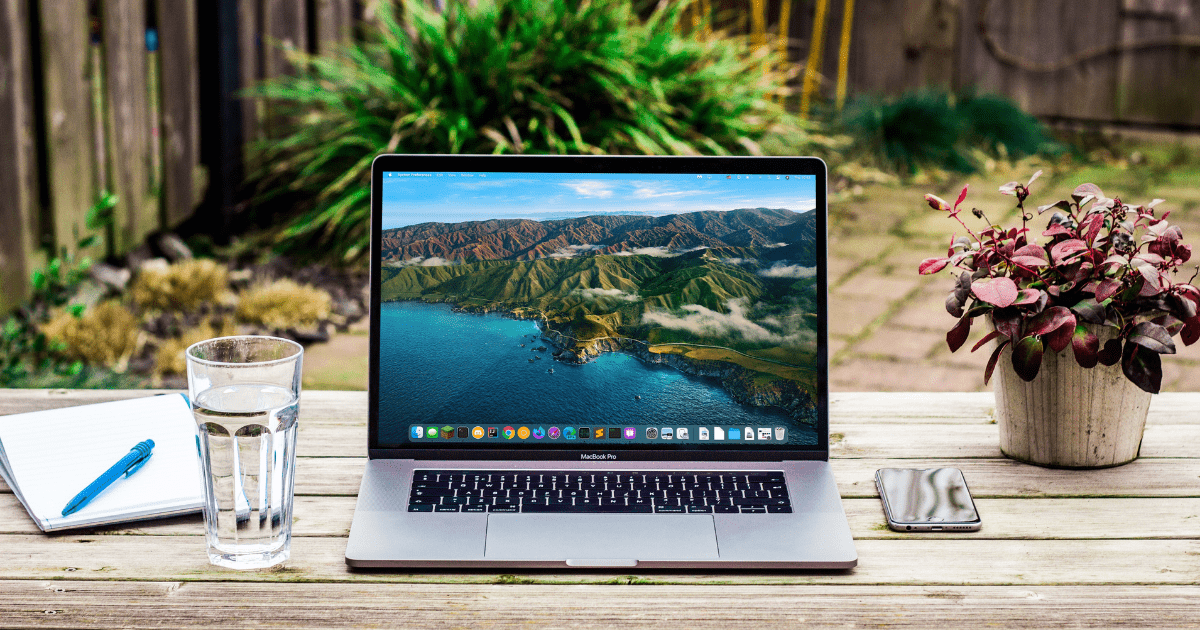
61, 439, 155, 517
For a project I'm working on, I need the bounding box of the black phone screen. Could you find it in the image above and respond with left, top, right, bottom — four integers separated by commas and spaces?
876, 468, 980, 525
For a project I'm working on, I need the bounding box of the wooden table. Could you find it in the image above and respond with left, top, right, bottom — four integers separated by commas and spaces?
1, 389, 1198, 628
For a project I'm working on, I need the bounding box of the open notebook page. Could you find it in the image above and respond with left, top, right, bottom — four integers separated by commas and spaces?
0, 394, 203, 531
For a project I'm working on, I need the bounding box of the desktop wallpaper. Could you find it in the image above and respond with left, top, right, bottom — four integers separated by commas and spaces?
376, 171, 821, 447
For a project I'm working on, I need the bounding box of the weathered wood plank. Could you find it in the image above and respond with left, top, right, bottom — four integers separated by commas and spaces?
6, 493, 1199, 542
236, 0, 262, 151
36, 0, 96, 259
0, 0, 41, 314
101, 0, 155, 252
5, 582, 1200, 629
314, 0, 354, 56
155, 0, 201, 227
5, 390, 1199, 427
2, 535, 1200, 584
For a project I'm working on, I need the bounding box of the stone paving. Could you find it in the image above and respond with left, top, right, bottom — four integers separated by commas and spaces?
302, 162, 1200, 393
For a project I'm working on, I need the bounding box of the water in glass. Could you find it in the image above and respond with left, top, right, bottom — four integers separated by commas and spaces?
193, 383, 298, 569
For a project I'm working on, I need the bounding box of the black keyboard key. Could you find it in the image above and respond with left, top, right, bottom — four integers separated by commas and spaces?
655, 505, 685, 513
435, 504, 460, 512
767, 505, 793, 513
687, 505, 713, 513
409, 496, 439, 505
714, 505, 740, 513
462, 504, 486, 512
408, 503, 434, 512
488, 504, 519, 512
740, 506, 767, 513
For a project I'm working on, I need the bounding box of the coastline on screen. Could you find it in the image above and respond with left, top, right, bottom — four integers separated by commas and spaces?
376, 172, 820, 447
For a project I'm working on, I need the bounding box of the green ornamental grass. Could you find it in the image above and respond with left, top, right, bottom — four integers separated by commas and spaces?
247, 0, 816, 262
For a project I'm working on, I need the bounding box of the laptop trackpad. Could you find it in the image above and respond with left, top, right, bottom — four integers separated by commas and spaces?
485, 514, 719, 561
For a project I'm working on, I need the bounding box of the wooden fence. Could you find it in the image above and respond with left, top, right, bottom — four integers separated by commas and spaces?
0, 0, 357, 314
4, 0, 1199, 314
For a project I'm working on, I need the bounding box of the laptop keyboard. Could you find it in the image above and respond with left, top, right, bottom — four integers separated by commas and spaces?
407, 470, 792, 514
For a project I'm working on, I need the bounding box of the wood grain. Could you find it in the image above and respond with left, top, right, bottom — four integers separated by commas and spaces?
0, 0, 41, 314
156, 0, 201, 227
101, 0, 156, 252
3, 535, 1200, 585
5, 582, 1200, 629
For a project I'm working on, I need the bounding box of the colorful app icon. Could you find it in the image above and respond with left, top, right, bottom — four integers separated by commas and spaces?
758, 428, 772, 441
578, 427, 591, 439
645, 427, 659, 439
471, 426, 485, 439
456, 426, 468, 439
699, 427, 710, 440
774, 427, 786, 441
661, 427, 674, 439
517, 426, 531, 439
547, 427, 561, 439
564, 427, 577, 439
410, 426, 423, 439
744, 427, 754, 440
677, 428, 689, 440
488, 427, 498, 438
714, 427, 725, 440
426, 427, 438, 438
503, 426, 516, 439
532, 427, 546, 439
592, 427, 604, 438
623, 427, 636, 439
440, 426, 454, 439
728, 428, 741, 440
608, 427, 622, 439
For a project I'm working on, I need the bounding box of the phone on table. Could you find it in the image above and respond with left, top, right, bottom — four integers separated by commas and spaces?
875, 468, 981, 532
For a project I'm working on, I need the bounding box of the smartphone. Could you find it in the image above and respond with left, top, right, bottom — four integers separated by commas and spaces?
875, 468, 981, 532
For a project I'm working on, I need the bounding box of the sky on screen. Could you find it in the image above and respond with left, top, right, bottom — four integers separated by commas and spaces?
380, 171, 817, 229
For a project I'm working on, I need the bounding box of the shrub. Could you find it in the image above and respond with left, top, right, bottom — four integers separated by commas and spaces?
246, 0, 813, 262
841, 90, 1054, 177
236, 279, 332, 329
131, 259, 229, 311
154, 320, 240, 376
41, 300, 140, 368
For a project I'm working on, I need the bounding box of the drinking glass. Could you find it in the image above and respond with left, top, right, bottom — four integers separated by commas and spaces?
186, 336, 302, 569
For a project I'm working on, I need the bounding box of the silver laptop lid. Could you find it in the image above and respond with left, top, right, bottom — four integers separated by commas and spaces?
368, 155, 828, 462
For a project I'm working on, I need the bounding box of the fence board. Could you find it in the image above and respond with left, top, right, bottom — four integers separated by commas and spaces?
156, 0, 202, 227
315, 0, 354, 55
1117, 0, 1200, 126
237, 0, 262, 152
0, 0, 40, 314
101, 0, 155, 252
848, 0, 958, 96
36, 0, 95, 259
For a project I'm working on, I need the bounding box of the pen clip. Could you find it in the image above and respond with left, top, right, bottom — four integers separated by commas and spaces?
124, 451, 151, 478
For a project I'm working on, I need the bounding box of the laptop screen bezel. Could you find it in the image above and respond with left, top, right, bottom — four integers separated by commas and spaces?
368, 154, 829, 462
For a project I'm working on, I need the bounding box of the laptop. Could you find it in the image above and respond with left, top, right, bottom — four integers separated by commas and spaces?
345, 155, 856, 569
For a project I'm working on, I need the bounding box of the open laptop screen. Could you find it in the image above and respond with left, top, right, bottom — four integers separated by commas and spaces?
372, 158, 825, 455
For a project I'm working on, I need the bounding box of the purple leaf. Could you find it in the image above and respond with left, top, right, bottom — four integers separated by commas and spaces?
1012, 336, 1044, 382
1027, 306, 1075, 336
1013, 289, 1043, 306
1071, 324, 1099, 368
1044, 323, 1074, 354
1043, 224, 1073, 238
954, 185, 969, 210
998, 181, 1020, 196
919, 257, 951, 275
1128, 322, 1176, 355
1070, 298, 1105, 324
972, 277, 1019, 308
1182, 317, 1200, 346
1011, 255, 1050, 268
1095, 279, 1123, 303
1081, 213, 1105, 243
993, 308, 1022, 340
926, 194, 951, 212
945, 291, 965, 318
1014, 244, 1048, 260
1026, 170, 1043, 187
1097, 338, 1122, 366
1037, 200, 1071, 215
1073, 183, 1105, 204
971, 330, 1003, 353
984, 340, 1010, 385
1050, 239, 1088, 265
946, 316, 972, 353
1122, 342, 1162, 394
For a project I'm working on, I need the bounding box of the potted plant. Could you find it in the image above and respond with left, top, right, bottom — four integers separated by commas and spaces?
919, 172, 1200, 468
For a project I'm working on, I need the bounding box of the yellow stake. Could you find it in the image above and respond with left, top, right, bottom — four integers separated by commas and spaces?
835, 0, 856, 111
800, 0, 830, 118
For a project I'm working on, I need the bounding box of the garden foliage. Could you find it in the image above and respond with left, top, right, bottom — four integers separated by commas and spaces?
920, 174, 1199, 394
246, 0, 815, 262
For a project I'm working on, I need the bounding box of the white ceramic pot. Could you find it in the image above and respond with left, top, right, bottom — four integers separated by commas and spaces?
993, 326, 1152, 468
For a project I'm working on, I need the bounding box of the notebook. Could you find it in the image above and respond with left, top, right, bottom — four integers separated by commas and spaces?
0, 393, 203, 532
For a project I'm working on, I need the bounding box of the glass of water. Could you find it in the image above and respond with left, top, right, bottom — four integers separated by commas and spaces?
186, 336, 302, 569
